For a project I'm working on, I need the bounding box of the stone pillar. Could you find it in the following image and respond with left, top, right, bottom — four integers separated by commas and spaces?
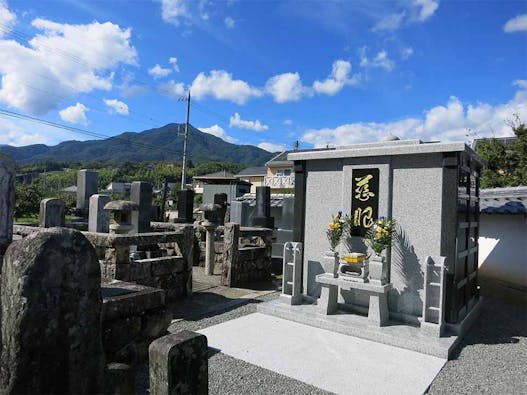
88, 194, 110, 233
76, 169, 99, 211
213, 193, 228, 226
221, 222, 240, 287
203, 222, 216, 276
39, 198, 65, 228
0, 153, 15, 257
131, 181, 153, 233
230, 201, 249, 226
252, 186, 274, 229
176, 189, 195, 223
149, 331, 208, 395
0, 228, 106, 394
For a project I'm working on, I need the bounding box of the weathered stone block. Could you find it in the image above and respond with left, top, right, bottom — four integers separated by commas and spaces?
39, 198, 65, 228
107, 363, 136, 395
103, 316, 142, 353
149, 331, 208, 395
140, 308, 171, 338
0, 228, 105, 394
89, 194, 110, 233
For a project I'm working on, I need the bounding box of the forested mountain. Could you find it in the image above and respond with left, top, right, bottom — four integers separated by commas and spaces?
0, 123, 275, 166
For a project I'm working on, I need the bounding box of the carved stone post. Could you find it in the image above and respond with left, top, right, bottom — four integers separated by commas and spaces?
222, 223, 239, 287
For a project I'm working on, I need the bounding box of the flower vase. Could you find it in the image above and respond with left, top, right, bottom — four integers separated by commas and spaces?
323, 251, 340, 278
369, 254, 387, 285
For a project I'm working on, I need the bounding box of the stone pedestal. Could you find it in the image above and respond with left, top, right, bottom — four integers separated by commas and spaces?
369, 255, 388, 285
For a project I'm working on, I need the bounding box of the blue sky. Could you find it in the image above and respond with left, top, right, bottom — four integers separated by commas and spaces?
0, 0, 526, 152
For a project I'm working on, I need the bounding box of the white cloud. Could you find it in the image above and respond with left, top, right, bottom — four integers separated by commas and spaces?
503, 14, 527, 33
414, 0, 439, 22
313, 60, 359, 95
229, 112, 268, 131
0, 116, 48, 146
159, 79, 186, 98
402, 47, 414, 59
161, 0, 190, 26
224, 16, 235, 29
265, 72, 306, 103
372, 12, 406, 32
59, 102, 89, 125
283, 119, 293, 125
302, 82, 527, 147
199, 124, 237, 143
104, 98, 129, 115
0, 17, 137, 115
169, 57, 180, 72
190, 70, 262, 104
149, 64, 172, 78
0, 0, 16, 38
258, 142, 286, 152
360, 48, 394, 71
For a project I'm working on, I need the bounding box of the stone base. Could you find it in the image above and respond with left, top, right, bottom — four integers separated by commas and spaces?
257, 298, 481, 359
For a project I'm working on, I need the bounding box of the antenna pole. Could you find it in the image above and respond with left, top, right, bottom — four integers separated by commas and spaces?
181, 91, 191, 190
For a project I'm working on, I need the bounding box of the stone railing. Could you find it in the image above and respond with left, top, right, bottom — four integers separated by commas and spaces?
221, 223, 273, 287
264, 175, 295, 189
13, 224, 195, 301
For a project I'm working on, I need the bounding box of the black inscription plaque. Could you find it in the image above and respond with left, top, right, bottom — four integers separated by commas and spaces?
350, 168, 379, 236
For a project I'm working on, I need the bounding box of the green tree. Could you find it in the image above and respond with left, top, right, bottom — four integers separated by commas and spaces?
14, 184, 43, 219
477, 115, 527, 188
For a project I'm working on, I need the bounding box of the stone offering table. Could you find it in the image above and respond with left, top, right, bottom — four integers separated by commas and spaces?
316, 273, 392, 326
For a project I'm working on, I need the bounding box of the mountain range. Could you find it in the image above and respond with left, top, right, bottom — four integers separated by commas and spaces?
0, 123, 276, 166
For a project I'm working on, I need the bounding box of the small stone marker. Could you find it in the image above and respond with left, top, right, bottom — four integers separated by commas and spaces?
0, 153, 15, 256
0, 227, 106, 394
89, 194, 110, 232
176, 189, 195, 223
252, 186, 274, 228
149, 331, 208, 395
39, 198, 65, 227
230, 200, 249, 226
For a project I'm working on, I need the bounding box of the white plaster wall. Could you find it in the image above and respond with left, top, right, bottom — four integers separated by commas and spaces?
479, 214, 527, 288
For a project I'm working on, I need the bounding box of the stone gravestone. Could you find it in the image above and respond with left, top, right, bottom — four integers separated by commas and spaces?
0, 153, 15, 257
88, 194, 110, 233
131, 181, 152, 233
252, 186, 274, 229
77, 169, 99, 212
213, 193, 228, 226
39, 198, 65, 228
230, 200, 249, 226
176, 189, 195, 223
149, 331, 208, 395
0, 227, 106, 394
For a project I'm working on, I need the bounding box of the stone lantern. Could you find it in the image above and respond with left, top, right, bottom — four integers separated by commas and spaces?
199, 203, 222, 275
103, 200, 139, 235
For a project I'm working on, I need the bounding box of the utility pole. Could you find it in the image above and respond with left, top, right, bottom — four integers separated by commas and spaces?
179, 91, 191, 190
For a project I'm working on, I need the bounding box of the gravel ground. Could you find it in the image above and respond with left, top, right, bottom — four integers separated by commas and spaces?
140, 290, 526, 394
427, 297, 526, 394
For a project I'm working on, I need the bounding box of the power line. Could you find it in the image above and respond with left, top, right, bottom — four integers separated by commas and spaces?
0, 108, 185, 157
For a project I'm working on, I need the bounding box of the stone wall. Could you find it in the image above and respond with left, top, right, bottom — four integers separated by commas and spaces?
221, 223, 272, 287
13, 224, 195, 302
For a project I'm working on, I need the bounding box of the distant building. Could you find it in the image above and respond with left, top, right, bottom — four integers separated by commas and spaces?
192, 170, 251, 203
104, 182, 131, 196
235, 166, 266, 193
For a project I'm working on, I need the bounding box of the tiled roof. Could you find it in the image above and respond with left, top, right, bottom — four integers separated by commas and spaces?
236, 166, 267, 176
192, 170, 236, 180
480, 187, 527, 214
235, 193, 294, 207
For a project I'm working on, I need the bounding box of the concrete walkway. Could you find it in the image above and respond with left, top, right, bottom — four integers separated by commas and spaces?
199, 312, 446, 395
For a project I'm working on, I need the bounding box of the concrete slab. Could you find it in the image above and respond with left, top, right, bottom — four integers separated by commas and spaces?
258, 299, 462, 359
199, 313, 446, 395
